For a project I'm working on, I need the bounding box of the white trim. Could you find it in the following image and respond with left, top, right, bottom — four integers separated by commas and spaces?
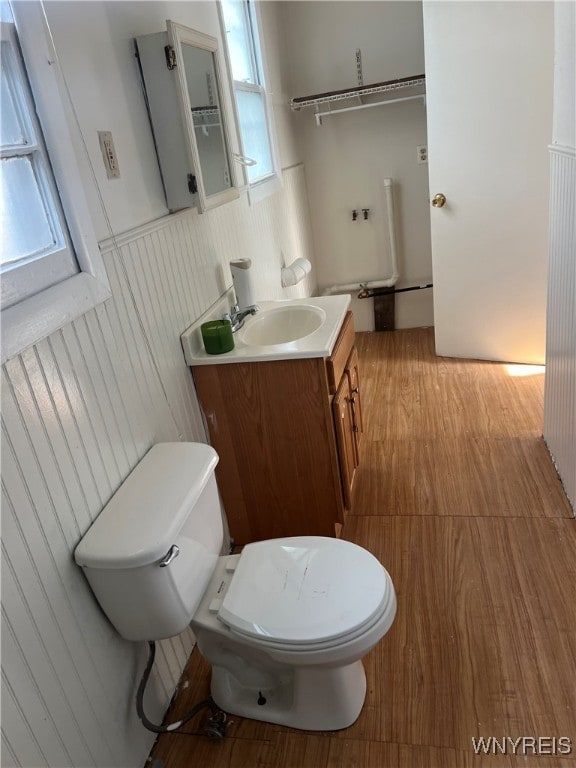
217, 0, 249, 189
11, 2, 106, 285
218, 0, 282, 205
1, 273, 111, 364
98, 163, 292, 255
1, 20, 78, 306
246, 0, 282, 199
166, 21, 240, 213
98, 208, 198, 255
548, 144, 576, 158
246, 172, 282, 205
2, 2, 110, 364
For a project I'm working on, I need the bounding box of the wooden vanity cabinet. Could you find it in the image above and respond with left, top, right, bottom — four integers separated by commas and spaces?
191, 311, 362, 544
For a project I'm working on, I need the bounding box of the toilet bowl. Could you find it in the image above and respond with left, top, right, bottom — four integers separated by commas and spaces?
74, 442, 397, 731
192, 538, 396, 729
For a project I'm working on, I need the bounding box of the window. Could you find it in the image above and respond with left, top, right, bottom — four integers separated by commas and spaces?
219, 0, 280, 200
1, 18, 78, 309
0, 1, 109, 364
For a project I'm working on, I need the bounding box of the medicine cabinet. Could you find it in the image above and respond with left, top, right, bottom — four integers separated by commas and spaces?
136, 22, 239, 213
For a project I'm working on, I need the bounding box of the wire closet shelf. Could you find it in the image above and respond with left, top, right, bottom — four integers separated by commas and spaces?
290, 74, 426, 125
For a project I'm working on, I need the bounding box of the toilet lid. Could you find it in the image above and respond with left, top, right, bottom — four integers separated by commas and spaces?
218, 537, 389, 645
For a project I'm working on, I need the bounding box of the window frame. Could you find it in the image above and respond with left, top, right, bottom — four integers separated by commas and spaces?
218, 0, 282, 205
1, 1, 110, 365
1, 19, 79, 309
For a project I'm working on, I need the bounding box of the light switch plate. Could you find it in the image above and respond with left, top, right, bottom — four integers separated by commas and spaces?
98, 130, 120, 179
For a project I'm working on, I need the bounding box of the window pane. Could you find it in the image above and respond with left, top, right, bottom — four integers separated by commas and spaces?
236, 89, 273, 182
1, 41, 30, 147
221, 0, 254, 83
0, 1, 14, 23
0, 156, 57, 266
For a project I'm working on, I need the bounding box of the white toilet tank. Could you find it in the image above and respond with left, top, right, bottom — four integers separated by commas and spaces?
74, 443, 224, 641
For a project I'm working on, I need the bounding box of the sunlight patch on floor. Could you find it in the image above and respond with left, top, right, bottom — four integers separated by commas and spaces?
505, 364, 546, 377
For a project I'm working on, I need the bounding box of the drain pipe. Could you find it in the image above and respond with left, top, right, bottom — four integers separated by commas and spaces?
323, 177, 399, 296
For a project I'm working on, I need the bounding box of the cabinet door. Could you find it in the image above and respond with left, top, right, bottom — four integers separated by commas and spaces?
326, 311, 355, 394
193, 356, 344, 543
332, 375, 356, 510
346, 346, 363, 459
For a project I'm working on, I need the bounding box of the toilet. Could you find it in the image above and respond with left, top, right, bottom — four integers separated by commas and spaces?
74, 442, 396, 731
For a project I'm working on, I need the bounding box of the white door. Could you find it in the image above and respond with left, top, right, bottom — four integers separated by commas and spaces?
423, 1, 554, 364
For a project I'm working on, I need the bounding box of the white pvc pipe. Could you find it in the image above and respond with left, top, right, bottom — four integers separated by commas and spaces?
323, 177, 399, 295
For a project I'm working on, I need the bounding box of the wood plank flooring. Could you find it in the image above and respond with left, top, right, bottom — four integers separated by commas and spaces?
150, 328, 576, 768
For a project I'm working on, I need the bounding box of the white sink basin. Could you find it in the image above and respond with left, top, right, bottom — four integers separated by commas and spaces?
239, 304, 326, 346
181, 294, 350, 366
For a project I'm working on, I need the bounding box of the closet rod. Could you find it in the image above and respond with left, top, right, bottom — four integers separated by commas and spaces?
314, 94, 425, 125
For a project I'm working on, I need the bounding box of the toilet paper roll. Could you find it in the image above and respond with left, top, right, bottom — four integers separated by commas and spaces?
230, 258, 256, 307
281, 257, 312, 288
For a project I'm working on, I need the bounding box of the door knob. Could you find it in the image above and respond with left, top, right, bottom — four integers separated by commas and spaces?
431, 193, 446, 208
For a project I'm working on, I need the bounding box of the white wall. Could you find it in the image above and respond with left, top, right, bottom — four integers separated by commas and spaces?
551, 0, 576, 151
544, 0, 576, 510
44, 1, 218, 238
0, 2, 316, 767
280, 1, 433, 331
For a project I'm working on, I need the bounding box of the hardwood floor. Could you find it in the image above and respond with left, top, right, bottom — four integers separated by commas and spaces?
151, 328, 576, 768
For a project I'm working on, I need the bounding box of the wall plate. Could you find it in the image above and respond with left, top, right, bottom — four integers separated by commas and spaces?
98, 130, 120, 179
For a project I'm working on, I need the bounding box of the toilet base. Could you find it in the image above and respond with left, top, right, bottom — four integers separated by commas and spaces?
210, 659, 367, 731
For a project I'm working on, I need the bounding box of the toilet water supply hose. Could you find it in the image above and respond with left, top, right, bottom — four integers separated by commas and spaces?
136, 641, 228, 739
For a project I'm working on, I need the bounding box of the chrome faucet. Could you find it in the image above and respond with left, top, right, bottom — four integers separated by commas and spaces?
223, 303, 259, 332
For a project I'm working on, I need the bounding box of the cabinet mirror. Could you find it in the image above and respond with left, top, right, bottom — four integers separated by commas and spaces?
136, 22, 239, 213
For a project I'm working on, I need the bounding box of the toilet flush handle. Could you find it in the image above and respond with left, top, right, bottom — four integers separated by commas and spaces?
159, 544, 180, 567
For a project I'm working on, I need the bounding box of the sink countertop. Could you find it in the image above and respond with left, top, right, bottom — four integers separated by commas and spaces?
181, 294, 351, 366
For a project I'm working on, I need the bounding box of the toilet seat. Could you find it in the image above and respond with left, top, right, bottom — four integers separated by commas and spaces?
217, 537, 390, 646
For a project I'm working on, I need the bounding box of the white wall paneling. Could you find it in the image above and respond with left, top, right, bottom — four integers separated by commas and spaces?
543, 0, 575, 512
1, 162, 316, 768
544, 147, 576, 509
1, 284, 192, 768
2, 0, 314, 763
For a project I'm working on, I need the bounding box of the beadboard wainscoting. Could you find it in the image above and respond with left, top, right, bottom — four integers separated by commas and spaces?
544, 146, 576, 509
1, 164, 317, 768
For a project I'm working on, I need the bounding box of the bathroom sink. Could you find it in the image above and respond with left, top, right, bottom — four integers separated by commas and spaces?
181, 293, 350, 365
239, 304, 326, 346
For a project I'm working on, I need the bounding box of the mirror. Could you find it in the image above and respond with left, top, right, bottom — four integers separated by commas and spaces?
136, 23, 239, 213
180, 42, 231, 198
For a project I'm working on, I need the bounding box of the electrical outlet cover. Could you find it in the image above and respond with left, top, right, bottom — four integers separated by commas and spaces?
98, 130, 120, 179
